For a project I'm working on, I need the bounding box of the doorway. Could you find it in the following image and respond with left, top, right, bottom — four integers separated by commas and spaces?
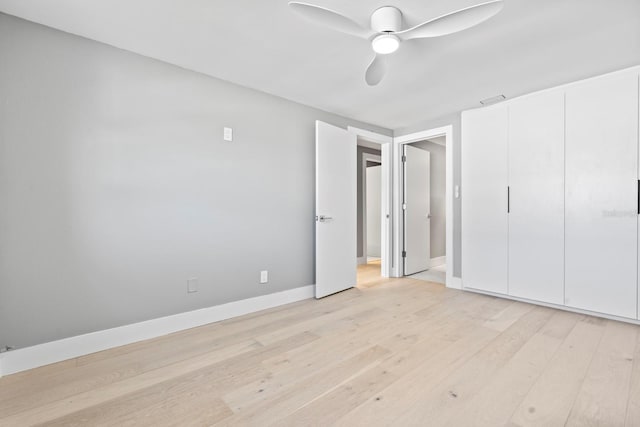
403, 138, 446, 284
394, 126, 454, 287
348, 127, 393, 281
357, 148, 383, 286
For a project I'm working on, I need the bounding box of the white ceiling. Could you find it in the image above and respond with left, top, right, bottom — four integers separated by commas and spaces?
0, 0, 639, 130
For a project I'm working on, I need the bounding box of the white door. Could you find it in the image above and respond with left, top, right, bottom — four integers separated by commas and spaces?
565, 72, 638, 318
315, 121, 357, 298
461, 105, 509, 294
403, 145, 430, 275
508, 91, 565, 305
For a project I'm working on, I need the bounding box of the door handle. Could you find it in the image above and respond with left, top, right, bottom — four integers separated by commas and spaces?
426, 214, 432, 219
316, 215, 333, 222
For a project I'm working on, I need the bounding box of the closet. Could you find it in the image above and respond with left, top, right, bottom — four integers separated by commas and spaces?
508, 91, 565, 305
462, 66, 640, 320
461, 105, 508, 294
565, 72, 638, 319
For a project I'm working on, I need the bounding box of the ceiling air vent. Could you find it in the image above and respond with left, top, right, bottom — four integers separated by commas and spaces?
480, 94, 506, 106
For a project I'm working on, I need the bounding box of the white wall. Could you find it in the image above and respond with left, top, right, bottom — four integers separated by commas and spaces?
366, 165, 381, 258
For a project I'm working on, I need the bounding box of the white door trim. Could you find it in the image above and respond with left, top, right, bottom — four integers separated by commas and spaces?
393, 125, 458, 289
348, 126, 393, 277
361, 153, 382, 265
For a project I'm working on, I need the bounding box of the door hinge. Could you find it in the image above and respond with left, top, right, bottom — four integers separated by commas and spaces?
402, 155, 406, 162
402, 203, 407, 210
402, 250, 407, 258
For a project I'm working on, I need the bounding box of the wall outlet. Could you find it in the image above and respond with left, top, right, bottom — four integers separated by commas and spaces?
187, 277, 198, 293
224, 127, 233, 142
260, 270, 268, 284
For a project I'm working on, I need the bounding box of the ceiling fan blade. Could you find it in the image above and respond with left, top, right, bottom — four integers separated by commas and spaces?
289, 1, 370, 38
397, 0, 504, 40
365, 54, 387, 86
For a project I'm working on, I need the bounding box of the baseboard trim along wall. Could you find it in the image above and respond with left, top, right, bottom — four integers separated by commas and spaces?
430, 256, 446, 267
462, 285, 640, 326
0, 285, 315, 377
449, 277, 463, 290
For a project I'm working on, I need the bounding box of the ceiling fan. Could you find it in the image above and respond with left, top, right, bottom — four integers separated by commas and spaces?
289, 0, 504, 86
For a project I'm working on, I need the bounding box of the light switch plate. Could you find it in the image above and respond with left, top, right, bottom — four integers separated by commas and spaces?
260, 270, 268, 284
187, 278, 198, 293
224, 127, 233, 142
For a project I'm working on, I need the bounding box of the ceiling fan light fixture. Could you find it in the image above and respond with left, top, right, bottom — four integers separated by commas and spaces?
288, 0, 505, 84
371, 34, 400, 55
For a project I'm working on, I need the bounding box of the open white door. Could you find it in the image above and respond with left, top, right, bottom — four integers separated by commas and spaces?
403, 145, 431, 275
315, 121, 357, 298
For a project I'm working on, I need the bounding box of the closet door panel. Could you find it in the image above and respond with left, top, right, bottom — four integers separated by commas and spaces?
508, 92, 565, 305
565, 72, 638, 319
462, 105, 508, 294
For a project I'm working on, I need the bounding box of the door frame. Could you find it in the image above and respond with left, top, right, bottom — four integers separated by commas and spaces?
360, 152, 382, 265
347, 126, 393, 277
393, 125, 458, 288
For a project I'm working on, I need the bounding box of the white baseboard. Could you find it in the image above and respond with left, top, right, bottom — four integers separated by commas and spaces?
357, 257, 367, 265
447, 276, 463, 290
0, 285, 314, 377
462, 284, 640, 326
430, 256, 446, 267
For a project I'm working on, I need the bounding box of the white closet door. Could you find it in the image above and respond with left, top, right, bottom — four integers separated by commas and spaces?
565, 72, 639, 319
462, 105, 509, 294
508, 92, 565, 305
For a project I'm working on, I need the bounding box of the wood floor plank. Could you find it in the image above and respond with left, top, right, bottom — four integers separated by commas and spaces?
443, 310, 579, 427
625, 330, 640, 426
509, 316, 607, 426
565, 320, 637, 427
224, 292, 477, 419
2, 263, 639, 427
217, 345, 392, 426
4, 333, 317, 426
274, 337, 462, 425
225, 316, 404, 413
331, 324, 501, 426
482, 300, 536, 332
0, 288, 365, 415
391, 306, 555, 426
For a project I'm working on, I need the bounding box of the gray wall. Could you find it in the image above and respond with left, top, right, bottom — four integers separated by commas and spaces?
0, 13, 391, 349
356, 146, 381, 258
411, 141, 446, 258
395, 113, 462, 277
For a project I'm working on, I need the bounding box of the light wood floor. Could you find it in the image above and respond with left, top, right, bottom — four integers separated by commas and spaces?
2, 264, 640, 426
